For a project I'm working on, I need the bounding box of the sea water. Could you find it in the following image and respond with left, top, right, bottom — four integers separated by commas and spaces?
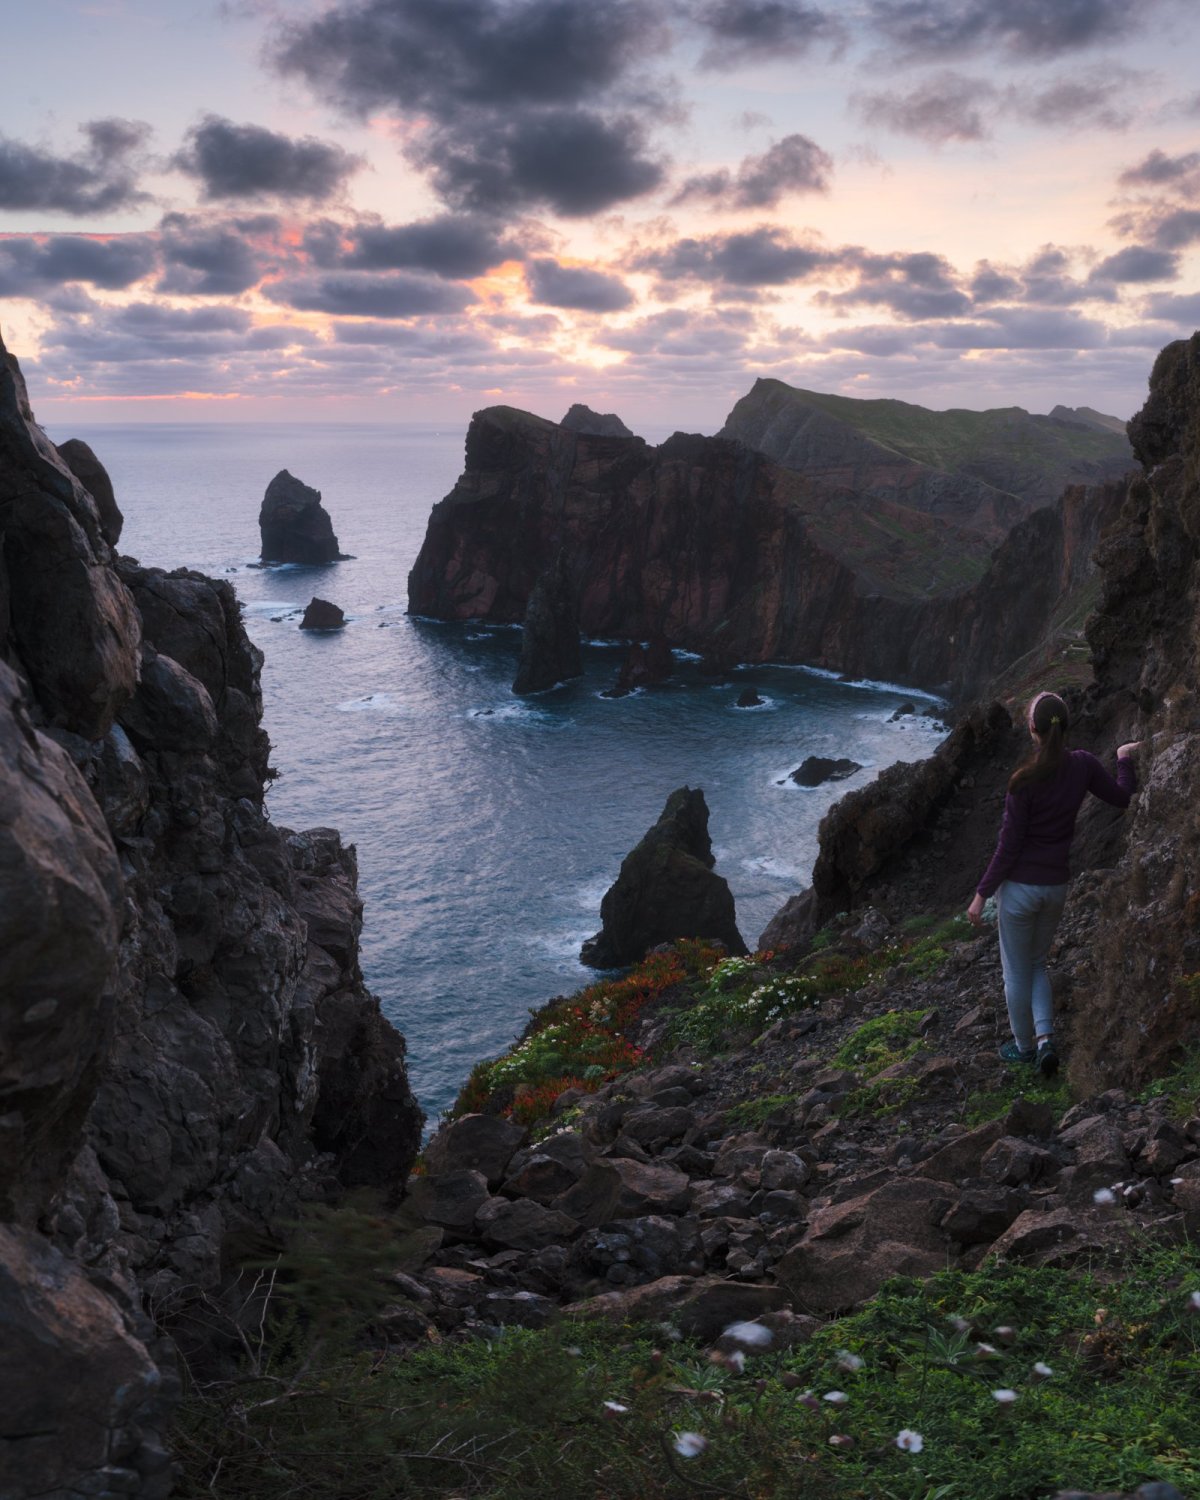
53, 421, 946, 1121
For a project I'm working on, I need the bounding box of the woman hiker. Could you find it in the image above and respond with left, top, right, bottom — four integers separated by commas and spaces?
966, 691, 1142, 1076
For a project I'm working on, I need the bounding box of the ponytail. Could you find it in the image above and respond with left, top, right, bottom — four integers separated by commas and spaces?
1009, 692, 1069, 793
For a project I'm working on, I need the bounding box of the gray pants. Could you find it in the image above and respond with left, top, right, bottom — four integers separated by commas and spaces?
997, 880, 1068, 1052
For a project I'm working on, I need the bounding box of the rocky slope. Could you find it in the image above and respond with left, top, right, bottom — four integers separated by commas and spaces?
722, 378, 1133, 522
0, 332, 421, 1499
408, 404, 1123, 697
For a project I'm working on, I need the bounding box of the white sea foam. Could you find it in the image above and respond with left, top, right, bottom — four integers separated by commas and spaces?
336, 693, 412, 716
742, 855, 803, 881
240, 598, 302, 615
779, 662, 946, 702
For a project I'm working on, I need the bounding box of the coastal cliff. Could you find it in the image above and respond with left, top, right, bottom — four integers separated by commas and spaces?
0, 332, 421, 1498
407, 401, 1125, 697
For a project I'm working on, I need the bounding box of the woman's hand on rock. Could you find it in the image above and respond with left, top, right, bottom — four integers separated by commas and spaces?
967, 892, 985, 928
1117, 740, 1143, 759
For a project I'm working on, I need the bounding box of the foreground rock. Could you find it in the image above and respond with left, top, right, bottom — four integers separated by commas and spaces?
602, 635, 673, 697
581, 787, 746, 967
513, 550, 582, 694
58, 437, 124, 547
0, 330, 422, 1498
300, 596, 346, 630
259, 469, 344, 563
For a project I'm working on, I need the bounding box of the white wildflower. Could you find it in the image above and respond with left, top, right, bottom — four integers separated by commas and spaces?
1032, 1361, 1053, 1380
991, 1388, 1018, 1404
673, 1432, 708, 1458
1092, 1188, 1116, 1205
723, 1320, 774, 1349
726, 1350, 746, 1373
895, 1429, 924, 1453
1186, 1290, 1200, 1312
827, 1433, 854, 1450
824, 1390, 850, 1405
835, 1349, 864, 1372
602, 1400, 629, 1414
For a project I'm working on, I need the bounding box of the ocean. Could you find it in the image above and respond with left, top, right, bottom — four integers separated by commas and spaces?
52, 420, 947, 1123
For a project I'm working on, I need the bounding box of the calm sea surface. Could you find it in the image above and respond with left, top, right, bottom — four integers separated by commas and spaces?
53, 421, 946, 1122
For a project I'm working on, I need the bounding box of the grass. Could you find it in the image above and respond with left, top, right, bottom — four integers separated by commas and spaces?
173, 1242, 1200, 1500
1140, 1042, 1200, 1120
962, 1075, 1073, 1127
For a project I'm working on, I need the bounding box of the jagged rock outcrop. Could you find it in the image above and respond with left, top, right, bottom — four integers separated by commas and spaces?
788, 755, 861, 787
1049, 403, 1128, 436
300, 596, 346, 629
407, 404, 1124, 698
603, 635, 673, 698
259, 468, 344, 564
58, 437, 124, 547
561, 402, 633, 437
581, 787, 746, 967
513, 550, 582, 694
723, 377, 1132, 525
0, 332, 422, 1499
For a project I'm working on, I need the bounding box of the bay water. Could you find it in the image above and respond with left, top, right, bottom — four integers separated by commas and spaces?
53, 420, 946, 1122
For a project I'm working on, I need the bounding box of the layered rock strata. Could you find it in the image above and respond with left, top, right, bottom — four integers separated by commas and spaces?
259, 468, 344, 564
0, 333, 421, 1499
581, 787, 746, 968
407, 404, 1124, 699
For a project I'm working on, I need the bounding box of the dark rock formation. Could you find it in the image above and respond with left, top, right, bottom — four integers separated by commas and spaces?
560, 402, 633, 437
259, 469, 344, 564
300, 596, 346, 630
59, 437, 124, 546
736, 688, 763, 708
603, 635, 673, 698
788, 755, 861, 787
1049, 403, 1128, 437
581, 787, 746, 967
722, 377, 1133, 525
513, 550, 582, 694
408, 404, 1125, 699
0, 330, 422, 1499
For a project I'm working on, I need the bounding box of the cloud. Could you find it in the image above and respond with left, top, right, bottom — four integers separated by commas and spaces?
970, 246, 1116, 307
0, 118, 151, 215
855, 73, 996, 143
1088, 244, 1181, 284
1118, 147, 1200, 188
173, 115, 361, 203
1147, 209, 1200, 249
263, 270, 474, 317
1022, 71, 1135, 130
525, 257, 635, 311
594, 306, 758, 360
335, 214, 521, 277
694, 1, 844, 69
412, 108, 664, 216
272, 0, 667, 215
1143, 290, 1200, 323
818, 249, 972, 318
673, 133, 832, 208
633, 225, 832, 285
157, 212, 280, 295
867, 0, 1156, 62
0, 233, 158, 295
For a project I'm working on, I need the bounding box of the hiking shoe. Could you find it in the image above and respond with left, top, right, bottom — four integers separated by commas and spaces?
1036, 1039, 1059, 1077
999, 1041, 1035, 1065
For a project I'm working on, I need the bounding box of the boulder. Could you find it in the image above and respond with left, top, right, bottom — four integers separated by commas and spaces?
405, 1170, 492, 1233
736, 688, 763, 708
567, 1274, 789, 1339
119, 646, 220, 754
0, 1226, 174, 1500
58, 438, 124, 547
425, 1114, 529, 1188
560, 403, 633, 438
555, 1157, 692, 1226
475, 1197, 579, 1250
569, 1215, 702, 1286
581, 787, 746, 967
788, 756, 862, 787
512, 550, 582, 694
299, 597, 345, 630
259, 469, 343, 563
775, 1178, 952, 1314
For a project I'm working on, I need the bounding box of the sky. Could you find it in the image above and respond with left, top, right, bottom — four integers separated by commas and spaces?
2, 0, 1199, 430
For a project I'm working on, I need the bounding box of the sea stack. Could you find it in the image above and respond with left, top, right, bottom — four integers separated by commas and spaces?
300, 597, 345, 630
581, 787, 746, 968
513, 551, 582, 694
260, 469, 343, 564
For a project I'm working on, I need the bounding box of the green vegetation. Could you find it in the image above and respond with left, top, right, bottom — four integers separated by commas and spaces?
173, 1242, 1200, 1500
1140, 1042, 1200, 1120
963, 1073, 1072, 1127
726, 1092, 801, 1128
833, 1009, 927, 1075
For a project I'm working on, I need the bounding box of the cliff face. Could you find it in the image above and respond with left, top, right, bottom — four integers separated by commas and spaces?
0, 333, 421, 1498
408, 404, 1123, 698
722, 378, 1133, 522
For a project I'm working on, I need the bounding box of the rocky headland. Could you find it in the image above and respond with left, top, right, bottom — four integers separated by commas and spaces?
407, 389, 1128, 697
0, 332, 420, 1498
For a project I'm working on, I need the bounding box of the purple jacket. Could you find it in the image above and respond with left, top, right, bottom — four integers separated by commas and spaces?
976, 749, 1136, 898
